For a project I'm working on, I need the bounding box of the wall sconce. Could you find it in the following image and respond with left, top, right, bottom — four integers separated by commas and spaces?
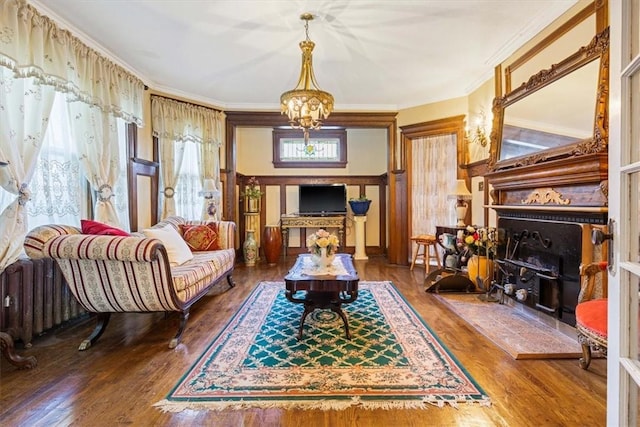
447, 179, 472, 227
199, 179, 221, 221
465, 111, 489, 147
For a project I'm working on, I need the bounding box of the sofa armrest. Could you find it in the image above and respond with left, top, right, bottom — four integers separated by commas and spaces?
44, 234, 167, 262
24, 224, 82, 259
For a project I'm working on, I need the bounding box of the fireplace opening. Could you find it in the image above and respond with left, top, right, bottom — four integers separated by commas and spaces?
496, 218, 584, 326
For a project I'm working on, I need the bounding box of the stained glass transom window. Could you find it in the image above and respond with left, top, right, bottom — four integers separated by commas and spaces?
272, 129, 347, 168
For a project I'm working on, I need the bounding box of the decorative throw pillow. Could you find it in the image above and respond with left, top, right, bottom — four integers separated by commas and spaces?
142, 224, 194, 266
180, 223, 221, 252
81, 219, 130, 236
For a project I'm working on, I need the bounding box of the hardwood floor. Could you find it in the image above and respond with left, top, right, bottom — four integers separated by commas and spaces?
0, 256, 606, 426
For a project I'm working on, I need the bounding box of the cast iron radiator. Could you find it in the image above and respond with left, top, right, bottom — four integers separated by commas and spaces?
1, 257, 86, 348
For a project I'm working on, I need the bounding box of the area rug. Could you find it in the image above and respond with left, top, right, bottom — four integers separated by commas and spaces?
433, 293, 582, 360
155, 281, 490, 411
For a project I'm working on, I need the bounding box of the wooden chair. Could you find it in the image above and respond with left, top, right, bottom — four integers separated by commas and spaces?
575, 261, 608, 370
410, 235, 441, 274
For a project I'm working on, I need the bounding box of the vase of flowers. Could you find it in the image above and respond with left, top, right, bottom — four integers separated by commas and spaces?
241, 176, 263, 213
306, 229, 339, 268
458, 225, 498, 290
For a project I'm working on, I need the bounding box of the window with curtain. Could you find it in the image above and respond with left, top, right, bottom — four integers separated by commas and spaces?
151, 95, 225, 220
0, 0, 144, 270
0, 94, 130, 230
411, 133, 458, 239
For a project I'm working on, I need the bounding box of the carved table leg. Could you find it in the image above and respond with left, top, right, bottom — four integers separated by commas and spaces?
297, 305, 314, 340
0, 331, 37, 369
332, 306, 351, 340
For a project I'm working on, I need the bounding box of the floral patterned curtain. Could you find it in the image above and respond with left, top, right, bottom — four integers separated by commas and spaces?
0, 0, 145, 125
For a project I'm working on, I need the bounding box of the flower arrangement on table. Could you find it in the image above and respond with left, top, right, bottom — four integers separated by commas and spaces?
306, 229, 340, 256
457, 225, 498, 260
240, 176, 264, 200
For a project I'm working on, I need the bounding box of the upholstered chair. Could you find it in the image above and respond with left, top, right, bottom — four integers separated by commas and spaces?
575, 261, 608, 370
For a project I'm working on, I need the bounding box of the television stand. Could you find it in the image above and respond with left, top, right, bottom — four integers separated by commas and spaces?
280, 214, 346, 257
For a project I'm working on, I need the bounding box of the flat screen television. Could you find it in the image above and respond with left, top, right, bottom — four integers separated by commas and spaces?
298, 184, 347, 216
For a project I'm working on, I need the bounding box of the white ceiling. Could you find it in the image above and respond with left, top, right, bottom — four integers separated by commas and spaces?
31, 0, 579, 112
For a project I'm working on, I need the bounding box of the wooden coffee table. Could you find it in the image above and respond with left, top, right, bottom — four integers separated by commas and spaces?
284, 253, 359, 340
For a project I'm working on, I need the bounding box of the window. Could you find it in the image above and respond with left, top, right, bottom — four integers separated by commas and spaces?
0, 94, 130, 230
272, 129, 347, 168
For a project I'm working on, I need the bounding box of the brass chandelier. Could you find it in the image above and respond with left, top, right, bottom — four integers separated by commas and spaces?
280, 13, 334, 142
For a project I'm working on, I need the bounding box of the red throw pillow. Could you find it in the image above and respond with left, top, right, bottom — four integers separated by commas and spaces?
180, 223, 221, 252
81, 219, 130, 236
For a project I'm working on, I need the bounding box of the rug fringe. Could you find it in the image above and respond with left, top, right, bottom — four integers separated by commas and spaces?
153, 395, 491, 412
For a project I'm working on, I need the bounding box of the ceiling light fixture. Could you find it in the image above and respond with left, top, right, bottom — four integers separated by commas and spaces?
280, 13, 334, 143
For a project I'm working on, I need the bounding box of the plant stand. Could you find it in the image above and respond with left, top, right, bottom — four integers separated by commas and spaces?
353, 215, 368, 260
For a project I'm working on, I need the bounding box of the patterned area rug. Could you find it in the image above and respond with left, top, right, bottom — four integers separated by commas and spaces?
433, 293, 582, 360
155, 281, 490, 411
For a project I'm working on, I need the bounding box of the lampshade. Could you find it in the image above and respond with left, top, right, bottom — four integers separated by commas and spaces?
280, 13, 334, 143
448, 179, 472, 200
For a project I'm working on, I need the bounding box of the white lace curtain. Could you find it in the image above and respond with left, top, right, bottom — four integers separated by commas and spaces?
68, 101, 124, 227
151, 96, 225, 219
411, 133, 458, 241
0, 0, 145, 271
0, 72, 56, 271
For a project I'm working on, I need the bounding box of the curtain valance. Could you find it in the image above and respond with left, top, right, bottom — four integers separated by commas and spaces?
0, 0, 145, 126
151, 96, 225, 146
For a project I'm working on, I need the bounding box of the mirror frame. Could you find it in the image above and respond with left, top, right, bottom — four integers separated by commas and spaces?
489, 27, 609, 171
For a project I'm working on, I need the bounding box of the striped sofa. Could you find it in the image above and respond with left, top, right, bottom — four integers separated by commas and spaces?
24, 216, 236, 350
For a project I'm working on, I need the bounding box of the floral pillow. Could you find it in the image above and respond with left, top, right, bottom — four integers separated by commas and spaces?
180, 223, 221, 252
81, 219, 130, 236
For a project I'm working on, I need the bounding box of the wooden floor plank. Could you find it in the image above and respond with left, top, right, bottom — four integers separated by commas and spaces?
0, 256, 606, 426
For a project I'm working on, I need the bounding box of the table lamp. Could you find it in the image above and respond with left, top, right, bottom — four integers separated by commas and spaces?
199, 179, 221, 220
447, 179, 472, 227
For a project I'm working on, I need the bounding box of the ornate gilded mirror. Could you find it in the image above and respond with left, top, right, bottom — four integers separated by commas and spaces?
489, 27, 609, 171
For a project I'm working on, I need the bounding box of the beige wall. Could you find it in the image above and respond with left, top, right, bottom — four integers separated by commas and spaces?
237, 126, 387, 248
236, 127, 387, 176
397, 96, 467, 128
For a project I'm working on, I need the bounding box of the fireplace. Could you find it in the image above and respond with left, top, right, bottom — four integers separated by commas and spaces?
496, 216, 586, 325
483, 19, 609, 329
